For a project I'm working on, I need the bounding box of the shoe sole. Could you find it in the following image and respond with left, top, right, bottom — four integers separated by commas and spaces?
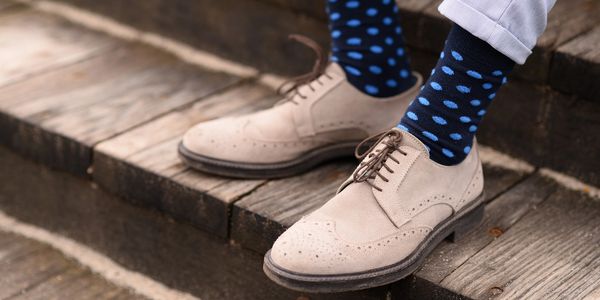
178, 141, 361, 179
262, 194, 486, 293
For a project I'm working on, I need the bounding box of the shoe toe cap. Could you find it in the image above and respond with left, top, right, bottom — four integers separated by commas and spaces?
269, 218, 352, 275
181, 117, 240, 160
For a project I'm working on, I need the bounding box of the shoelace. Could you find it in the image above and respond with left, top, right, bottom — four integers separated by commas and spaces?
277, 34, 332, 104
353, 130, 407, 192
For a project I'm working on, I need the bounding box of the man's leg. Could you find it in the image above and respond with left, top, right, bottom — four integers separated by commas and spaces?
397, 0, 556, 165
265, 0, 558, 292
326, 0, 414, 97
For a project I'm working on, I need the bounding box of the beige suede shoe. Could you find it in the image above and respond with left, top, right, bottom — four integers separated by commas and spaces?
263, 129, 485, 292
179, 64, 422, 178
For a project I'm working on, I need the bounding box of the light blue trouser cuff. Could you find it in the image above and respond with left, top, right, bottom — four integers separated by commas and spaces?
438, 0, 556, 64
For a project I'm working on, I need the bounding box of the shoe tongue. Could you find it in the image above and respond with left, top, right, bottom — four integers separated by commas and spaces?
392, 128, 430, 155
325, 63, 346, 78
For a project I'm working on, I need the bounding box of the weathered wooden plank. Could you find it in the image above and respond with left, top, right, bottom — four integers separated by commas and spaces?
93, 83, 278, 237
0, 35, 239, 177
550, 25, 600, 102
0, 245, 70, 299
56, 0, 329, 76
11, 267, 145, 300
0, 146, 387, 300
441, 187, 600, 299
232, 162, 529, 254
515, 0, 600, 83
416, 174, 558, 284
0, 9, 117, 89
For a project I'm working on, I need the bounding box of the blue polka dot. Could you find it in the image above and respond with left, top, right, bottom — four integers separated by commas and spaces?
451, 51, 463, 61
386, 79, 397, 87
467, 70, 482, 79
440, 51, 445, 59
502, 77, 508, 84
330, 55, 339, 62
385, 37, 394, 45
442, 148, 455, 158
430, 82, 442, 90
407, 111, 418, 121
431, 69, 435, 75
365, 85, 379, 95
393, 5, 399, 13
367, 27, 379, 35
396, 48, 405, 56
347, 19, 361, 27
330, 13, 341, 21
456, 85, 471, 93
387, 58, 396, 66
423, 131, 438, 141
396, 124, 409, 132
477, 109, 486, 116
382, 0, 391, 4
470, 99, 481, 106
450, 133, 462, 140
400, 69, 410, 78
441, 66, 454, 75
488, 93, 496, 100
366, 8, 378, 16
347, 37, 361, 45
492, 70, 503, 76
370, 45, 383, 53
463, 146, 471, 154
418, 97, 429, 106
369, 65, 382, 74
432, 116, 447, 125
331, 30, 341, 38
443, 100, 458, 109
460, 116, 471, 123
344, 66, 361, 76
347, 52, 363, 60
383, 17, 392, 25
482, 83, 493, 90
395, 26, 402, 34
469, 125, 478, 132
346, 1, 360, 8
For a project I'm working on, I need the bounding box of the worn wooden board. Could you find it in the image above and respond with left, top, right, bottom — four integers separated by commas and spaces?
0, 231, 145, 300
416, 174, 558, 284
0, 9, 117, 89
94, 82, 278, 237
550, 25, 600, 102
0, 146, 388, 300
232, 163, 531, 254
515, 0, 600, 83
441, 187, 600, 299
0, 25, 239, 177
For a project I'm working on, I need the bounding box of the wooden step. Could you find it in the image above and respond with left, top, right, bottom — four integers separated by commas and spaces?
52, 0, 600, 101
1, 4, 600, 300
0, 231, 146, 299
21, 0, 600, 186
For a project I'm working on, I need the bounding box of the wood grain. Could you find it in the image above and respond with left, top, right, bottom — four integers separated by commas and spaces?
416, 174, 557, 284
94, 82, 279, 237
441, 187, 600, 300
0, 29, 239, 177
0, 9, 117, 89
0, 231, 144, 300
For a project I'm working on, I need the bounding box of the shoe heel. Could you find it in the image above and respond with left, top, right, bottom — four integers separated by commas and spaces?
446, 203, 485, 243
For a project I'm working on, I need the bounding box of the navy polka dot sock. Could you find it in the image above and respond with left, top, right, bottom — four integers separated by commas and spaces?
326, 0, 414, 97
398, 24, 515, 165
